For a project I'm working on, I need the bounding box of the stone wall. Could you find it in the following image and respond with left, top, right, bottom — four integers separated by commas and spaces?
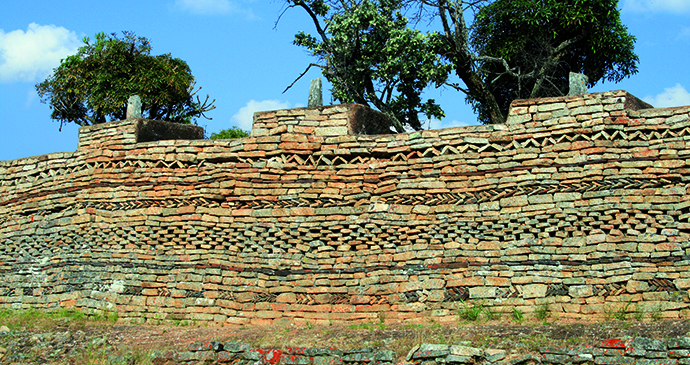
1, 90, 689, 325
152, 337, 690, 365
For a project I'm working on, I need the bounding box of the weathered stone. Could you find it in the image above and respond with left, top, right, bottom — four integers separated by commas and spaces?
632, 337, 667, 352
594, 356, 635, 365
569, 285, 593, 298
521, 284, 548, 299
314, 356, 344, 365
126, 95, 142, 119
414, 344, 450, 358
449, 346, 483, 357
543, 354, 571, 363
636, 359, 676, 365
446, 355, 474, 363
376, 350, 395, 362
485, 349, 507, 362
309, 78, 323, 107
507, 354, 544, 365
188, 341, 223, 352
668, 338, 690, 349
573, 354, 594, 363
568, 73, 589, 96
223, 341, 250, 353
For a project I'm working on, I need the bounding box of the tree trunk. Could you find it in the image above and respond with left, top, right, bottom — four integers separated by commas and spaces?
462, 69, 505, 124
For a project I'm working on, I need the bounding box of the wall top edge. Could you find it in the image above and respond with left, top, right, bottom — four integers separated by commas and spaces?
0, 151, 76, 165
78, 118, 140, 133
253, 103, 358, 116
4, 90, 689, 166
509, 90, 634, 106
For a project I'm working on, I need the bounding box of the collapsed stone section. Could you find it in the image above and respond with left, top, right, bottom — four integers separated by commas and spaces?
0, 90, 689, 325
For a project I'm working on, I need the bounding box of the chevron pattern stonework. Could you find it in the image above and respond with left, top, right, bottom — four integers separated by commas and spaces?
0, 90, 689, 325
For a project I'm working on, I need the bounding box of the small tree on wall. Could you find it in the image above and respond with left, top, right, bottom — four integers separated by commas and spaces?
209, 127, 250, 139
36, 31, 215, 130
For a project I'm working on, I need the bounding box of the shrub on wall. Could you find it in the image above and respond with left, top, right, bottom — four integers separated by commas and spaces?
209, 127, 250, 139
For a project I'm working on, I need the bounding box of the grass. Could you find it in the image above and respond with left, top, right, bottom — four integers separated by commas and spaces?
511, 307, 524, 323
0, 305, 684, 364
0, 307, 117, 331
484, 306, 501, 321
348, 320, 387, 331
0, 307, 161, 365
534, 305, 550, 322
650, 304, 663, 321
458, 299, 484, 322
457, 299, 506, 322
517, 333, 549, 352
605, 301, 633, 321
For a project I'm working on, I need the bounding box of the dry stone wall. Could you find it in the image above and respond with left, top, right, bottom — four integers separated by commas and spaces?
151, 336, 690, 365
1, 90, 689, 325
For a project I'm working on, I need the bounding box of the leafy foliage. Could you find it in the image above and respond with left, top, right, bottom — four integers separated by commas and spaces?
289, 0, 449, 132
288, 0, 638, 126
209, 126, 250, 139
469, 0, 639, 123
36, 31, 215, 129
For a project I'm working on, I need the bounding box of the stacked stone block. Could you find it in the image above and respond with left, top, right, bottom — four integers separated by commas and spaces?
406, 337, 690, 365
0, 90, 689, 324
154, 341, 394, 365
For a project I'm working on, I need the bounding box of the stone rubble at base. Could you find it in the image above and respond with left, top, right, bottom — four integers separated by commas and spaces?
154, 337, 690, 365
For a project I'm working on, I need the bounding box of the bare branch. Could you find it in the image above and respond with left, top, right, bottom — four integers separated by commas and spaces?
283, 63, 325, 94
274, 3, 296, 30
195, 94, 216, 120
529, 36, 582, 98
443, 81, 469, 94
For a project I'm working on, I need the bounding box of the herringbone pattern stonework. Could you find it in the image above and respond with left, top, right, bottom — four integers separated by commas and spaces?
1, 90, 689, 325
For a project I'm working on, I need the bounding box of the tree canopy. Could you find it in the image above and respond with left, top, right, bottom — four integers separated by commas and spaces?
287, 0, 449, 132
209, 126, 250, 139
285, 0, 639, 127
36, 31, 215, 129
468, 0, 639, 123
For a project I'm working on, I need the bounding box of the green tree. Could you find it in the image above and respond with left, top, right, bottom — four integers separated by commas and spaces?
288, 0, 638, 125
36, 31, 215, 129
286, 0, 449, 132
209, 126, 250, 139
468, 0, 639, 123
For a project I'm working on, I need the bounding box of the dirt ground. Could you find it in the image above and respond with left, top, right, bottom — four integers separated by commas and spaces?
2, 317, 689, 364
105, 318, 690, 359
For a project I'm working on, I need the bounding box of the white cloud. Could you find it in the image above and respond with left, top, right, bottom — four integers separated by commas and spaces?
643, 84, 690, 108
624, 0, 690, 13
0, 23, 80, 83
231, 99, 293, 131
426, 119, 475, 130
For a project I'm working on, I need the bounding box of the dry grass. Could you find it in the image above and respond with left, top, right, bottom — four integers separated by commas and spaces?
0, 307, 689, 364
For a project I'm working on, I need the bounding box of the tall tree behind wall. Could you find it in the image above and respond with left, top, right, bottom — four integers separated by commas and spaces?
286, 0, 639, 126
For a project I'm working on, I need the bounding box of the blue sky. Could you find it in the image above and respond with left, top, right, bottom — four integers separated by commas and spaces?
1, 0, 689, 161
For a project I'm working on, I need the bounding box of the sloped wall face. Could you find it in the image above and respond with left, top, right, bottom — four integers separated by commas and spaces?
1, 92, 689, 325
